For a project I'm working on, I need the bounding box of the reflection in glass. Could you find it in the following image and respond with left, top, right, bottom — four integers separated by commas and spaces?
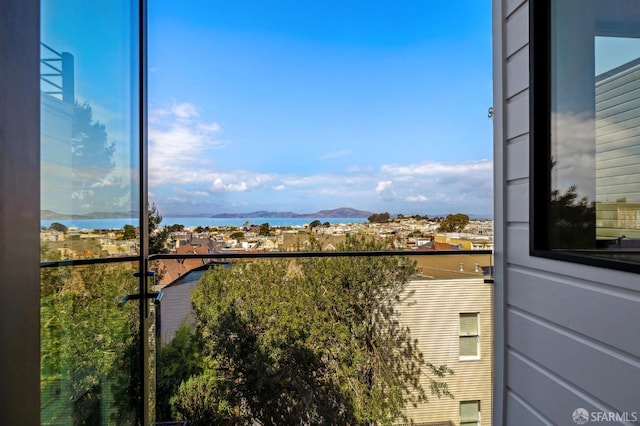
595, 42, 640, 246
40, 1, 146, 424
549, 0, 640, 259
41, 0, 140, 261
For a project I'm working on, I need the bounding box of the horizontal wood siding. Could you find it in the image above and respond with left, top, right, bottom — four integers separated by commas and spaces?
497, 0, 640, 424
397, 279, 493, 425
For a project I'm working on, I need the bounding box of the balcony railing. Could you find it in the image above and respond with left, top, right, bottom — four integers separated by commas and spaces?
40, 42, 74, 104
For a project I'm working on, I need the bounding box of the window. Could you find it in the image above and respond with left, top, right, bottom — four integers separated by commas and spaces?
460, 400, 480, 426
459, 313, 479, 359
531, 0, 640, 272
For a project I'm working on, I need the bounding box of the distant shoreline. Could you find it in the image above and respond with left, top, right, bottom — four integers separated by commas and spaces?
40, 217, 370, 230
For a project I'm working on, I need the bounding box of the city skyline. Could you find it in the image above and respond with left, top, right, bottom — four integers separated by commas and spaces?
148, 1, 494, 217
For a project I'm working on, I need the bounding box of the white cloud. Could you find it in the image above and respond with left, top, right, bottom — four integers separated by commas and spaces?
375, 180, 397, 201
209, 172, 277, 193
375, 181, 393, 192
171, 102, 199, 119
149, 102, 224, 186
175, 188, 210, 197
406, 195, 428, 202
380, 159, 492, 177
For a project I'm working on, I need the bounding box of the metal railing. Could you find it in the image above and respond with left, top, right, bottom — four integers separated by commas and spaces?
40, 42, 74, 104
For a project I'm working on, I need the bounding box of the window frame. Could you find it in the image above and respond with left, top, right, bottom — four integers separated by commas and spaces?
529, 0, 640, 274
459, 312, 480, 360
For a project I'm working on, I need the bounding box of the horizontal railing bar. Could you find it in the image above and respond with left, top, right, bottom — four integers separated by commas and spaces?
40, 255, 141, 268
40, 78, 63, 90
39, 249, 493, 269
148, 249, 493, 261
40, 42, 61, 56
41, 61, 62, 73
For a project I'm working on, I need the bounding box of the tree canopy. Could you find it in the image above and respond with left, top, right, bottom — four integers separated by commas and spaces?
309, 219, 322, 228
123, 224, 136, 240
40, 254, 140, 424
438, 213, 470, 233
259, 222, 271, 236
368, 212, 391, 223
50, 222, 68, 233
163, 235, 452, 425
149, 203, 169, 254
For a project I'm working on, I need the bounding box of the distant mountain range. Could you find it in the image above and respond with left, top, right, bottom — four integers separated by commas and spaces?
41, 210, 137, 220
40, 207, 374, 220
209, 207, 374, 219
41, 208, 492, 221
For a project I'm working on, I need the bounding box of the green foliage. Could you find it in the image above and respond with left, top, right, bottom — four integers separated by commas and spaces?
229, 231, 245, 240
40, 261, 139, 424
50, 222, 68, 233
123, 224, 137, 240
309, 219, 322, 228
156, 324, 204, 421
438, 213, 470, 233
194, 226, 207, 233
149, 203, 169, 254
167, 224, 185, 233
259, 222, 270, 236
368, 212, 390, 223
170, 372, 240, 425
170, 235, 452, 425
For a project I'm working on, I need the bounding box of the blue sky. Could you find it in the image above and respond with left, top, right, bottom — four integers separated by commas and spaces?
148, 1, 493, 216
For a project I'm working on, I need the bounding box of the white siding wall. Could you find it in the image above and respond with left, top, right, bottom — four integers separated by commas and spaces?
398, 279, 493, 425
494, 1, 640, 424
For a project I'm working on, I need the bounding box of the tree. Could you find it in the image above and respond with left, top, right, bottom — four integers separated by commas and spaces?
309, 220, 322, 229
173, 235, 452, 425
438, 213, 470, 233
70, 101, 131, 213
170, 372, 240, 425
156, 324, 204, 421
167, 224, 185, 233
40, 255, 140, 424
229, 231, 244, 241
50, 222, 68, 233
368, 212, 390, 223
549, 184, 595, 249
259, 222, 270, 236
148, 203, 169, 254
123, 224, 136, 240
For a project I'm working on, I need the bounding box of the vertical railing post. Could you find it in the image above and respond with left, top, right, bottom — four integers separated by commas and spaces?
61, 52, 74, 104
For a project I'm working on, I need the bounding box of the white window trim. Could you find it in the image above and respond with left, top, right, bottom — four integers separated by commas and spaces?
459, 312, 481, 361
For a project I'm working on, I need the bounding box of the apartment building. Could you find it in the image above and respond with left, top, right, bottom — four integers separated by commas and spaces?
398, 278, 493, 426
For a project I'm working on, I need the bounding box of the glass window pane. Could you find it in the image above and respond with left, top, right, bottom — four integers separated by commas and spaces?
460, 313, 478, 335
460, 336, 478, 357
546, 0, 640, 263
40, 262, 140, 424
41, 0, 140, 262
460, 400, 479, 421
